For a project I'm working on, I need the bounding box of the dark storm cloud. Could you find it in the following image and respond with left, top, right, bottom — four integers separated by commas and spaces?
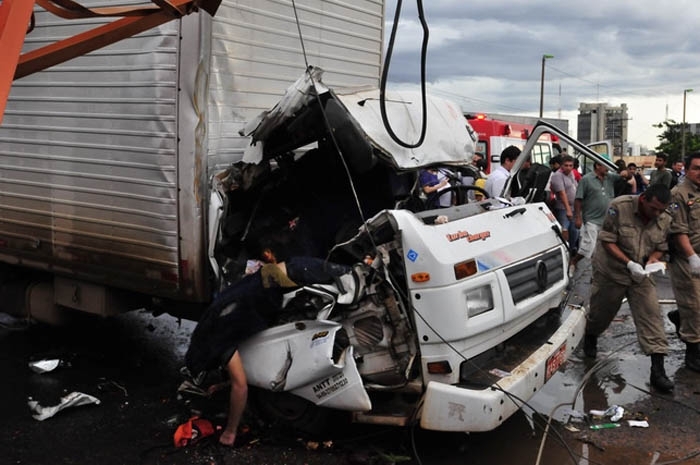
384, 0, 699, 94
383, 0, 700, 146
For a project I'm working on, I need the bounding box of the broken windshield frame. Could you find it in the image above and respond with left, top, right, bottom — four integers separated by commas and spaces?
502, 121, 619, 199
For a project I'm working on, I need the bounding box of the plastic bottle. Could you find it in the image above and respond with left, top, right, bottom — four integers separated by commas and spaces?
589, 423, 621, 430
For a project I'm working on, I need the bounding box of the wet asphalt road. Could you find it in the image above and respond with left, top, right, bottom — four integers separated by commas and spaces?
1, 260, 699, 465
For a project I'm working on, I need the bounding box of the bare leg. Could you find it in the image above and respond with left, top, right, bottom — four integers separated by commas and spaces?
219, 351, 248, 446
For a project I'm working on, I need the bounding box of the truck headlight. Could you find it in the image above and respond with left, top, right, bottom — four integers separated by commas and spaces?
466, 285, 494, 318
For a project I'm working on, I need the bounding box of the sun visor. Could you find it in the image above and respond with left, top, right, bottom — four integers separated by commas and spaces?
335, 88, 476, 169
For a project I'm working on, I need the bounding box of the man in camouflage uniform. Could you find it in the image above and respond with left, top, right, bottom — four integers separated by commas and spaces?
668, 152, 700, 373
583, 183, 674, 392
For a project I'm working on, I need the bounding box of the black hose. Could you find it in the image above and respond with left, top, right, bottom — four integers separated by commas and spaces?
379, 0, 429, 148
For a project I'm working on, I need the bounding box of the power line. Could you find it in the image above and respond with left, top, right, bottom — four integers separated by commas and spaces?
429, 87, 531, 113
547, 64, 696, 101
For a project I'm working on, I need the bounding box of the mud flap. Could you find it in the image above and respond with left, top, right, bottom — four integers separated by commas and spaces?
291, 346, 372, 411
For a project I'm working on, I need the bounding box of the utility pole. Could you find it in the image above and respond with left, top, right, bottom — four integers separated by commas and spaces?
682, 88, 693, 160
539, 54, 554, 118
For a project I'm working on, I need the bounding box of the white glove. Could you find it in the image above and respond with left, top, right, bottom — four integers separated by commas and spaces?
689, 254, 700, 277
626, 261, 647, 280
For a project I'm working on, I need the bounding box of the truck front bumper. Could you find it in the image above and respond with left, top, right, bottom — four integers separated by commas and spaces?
419, 304, 586, 432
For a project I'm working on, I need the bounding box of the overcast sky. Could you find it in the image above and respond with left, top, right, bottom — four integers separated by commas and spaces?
383, 0, 700, 151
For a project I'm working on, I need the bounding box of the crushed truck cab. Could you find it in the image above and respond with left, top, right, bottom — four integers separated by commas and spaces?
194, 71, 610, 434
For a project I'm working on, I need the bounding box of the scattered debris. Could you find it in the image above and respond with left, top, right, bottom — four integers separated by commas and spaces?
305, 441, 319, 451
563, 424, 580, 432
589, 405, 624, 422
488, 368, 512, 378
173, 416, 216, 447
28, 359, 63, 374
301, 438, 333, 451
97, 379, 128, 397
627, 420, 649, 428
177, 379, 209, 397
28, 392, 101, 421
589, 423, 621, 430
650, 451, 661, 465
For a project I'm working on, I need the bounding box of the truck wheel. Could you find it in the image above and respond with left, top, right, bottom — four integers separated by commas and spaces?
248, 387, 347, 437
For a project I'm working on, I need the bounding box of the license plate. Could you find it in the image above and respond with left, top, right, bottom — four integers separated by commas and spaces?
545, 343, 567, 381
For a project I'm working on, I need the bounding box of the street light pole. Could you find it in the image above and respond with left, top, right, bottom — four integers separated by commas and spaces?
539, 54, 554, 118
682, 88, 693, 160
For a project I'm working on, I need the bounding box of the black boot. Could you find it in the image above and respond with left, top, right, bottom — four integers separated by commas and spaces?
583, 334, 597, 358
685, 343, 700, 373
650, 354, 674, 393
668, 310, 682, 340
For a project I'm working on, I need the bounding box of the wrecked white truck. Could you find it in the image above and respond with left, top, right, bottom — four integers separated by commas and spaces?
183, 69, 611, 433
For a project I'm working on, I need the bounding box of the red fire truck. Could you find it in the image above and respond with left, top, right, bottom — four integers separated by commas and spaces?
466, 114, 561, 173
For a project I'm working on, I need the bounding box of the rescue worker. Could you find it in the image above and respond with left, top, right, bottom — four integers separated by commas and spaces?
185, 241, 351, 446
583, 183, 674, 392
668, 151, 700, 373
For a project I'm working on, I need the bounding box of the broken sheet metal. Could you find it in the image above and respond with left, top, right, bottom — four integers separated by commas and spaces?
240, 67, 476, 170
335, 88, 476, 169
28, 392, 101, 421
241, 66, 328, 164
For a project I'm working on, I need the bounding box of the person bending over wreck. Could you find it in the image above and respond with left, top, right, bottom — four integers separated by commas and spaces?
184, 244, 351, 446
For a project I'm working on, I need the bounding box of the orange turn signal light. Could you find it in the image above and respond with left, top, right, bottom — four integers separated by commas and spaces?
427, 361, 453, 374
411, 272, 430, 283
454, 259, 477, 280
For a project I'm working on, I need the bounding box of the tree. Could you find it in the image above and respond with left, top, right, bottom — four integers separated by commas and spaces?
654, 119, 700, 164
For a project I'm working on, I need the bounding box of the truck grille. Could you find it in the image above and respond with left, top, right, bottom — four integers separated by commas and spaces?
503, 249, 564, 304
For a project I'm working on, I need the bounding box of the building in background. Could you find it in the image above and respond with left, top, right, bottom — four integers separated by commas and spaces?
577, 103, 629, 156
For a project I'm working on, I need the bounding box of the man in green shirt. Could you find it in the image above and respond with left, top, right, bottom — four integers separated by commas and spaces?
650, 153, 672, 188
569, 161, 622, 277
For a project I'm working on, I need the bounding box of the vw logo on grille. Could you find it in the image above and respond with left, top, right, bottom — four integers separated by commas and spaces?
535, 260, 548, 292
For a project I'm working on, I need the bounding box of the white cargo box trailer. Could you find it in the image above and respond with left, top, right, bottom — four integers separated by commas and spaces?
0, 0, 384, 319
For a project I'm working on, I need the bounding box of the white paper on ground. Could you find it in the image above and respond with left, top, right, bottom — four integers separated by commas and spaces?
28, 392, 101, 421
28, 359, 61, 374
627, 420, 649, 428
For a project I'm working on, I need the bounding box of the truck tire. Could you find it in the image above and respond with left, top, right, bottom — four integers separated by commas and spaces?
248, 386, 348, 437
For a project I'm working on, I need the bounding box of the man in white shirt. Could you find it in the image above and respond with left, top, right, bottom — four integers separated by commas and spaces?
485, 145, 521, 198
